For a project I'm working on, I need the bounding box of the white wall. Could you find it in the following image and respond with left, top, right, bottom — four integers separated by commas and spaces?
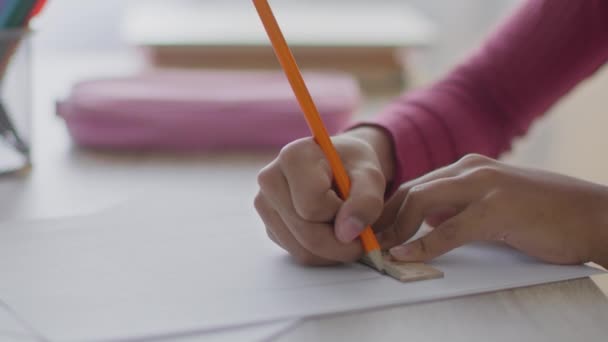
33, 0, 135, 51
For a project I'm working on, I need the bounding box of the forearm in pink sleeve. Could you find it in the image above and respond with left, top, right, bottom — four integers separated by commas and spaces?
367, 0, 608, 187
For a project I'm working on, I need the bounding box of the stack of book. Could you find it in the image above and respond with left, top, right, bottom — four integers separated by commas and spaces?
122, 1, 435, 92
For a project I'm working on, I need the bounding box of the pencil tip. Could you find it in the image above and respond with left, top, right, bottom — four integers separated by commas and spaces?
367, 249, 384, 273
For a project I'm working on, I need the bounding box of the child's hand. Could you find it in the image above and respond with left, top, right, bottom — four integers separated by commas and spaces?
373, 154, 608, 267
254, 127, 394, 266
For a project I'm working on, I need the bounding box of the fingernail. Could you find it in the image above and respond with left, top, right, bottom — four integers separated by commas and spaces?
390, 245, 414, 260
336, 217, 365, 243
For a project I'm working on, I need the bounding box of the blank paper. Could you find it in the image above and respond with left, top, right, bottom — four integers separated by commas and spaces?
0, 203, 601, 341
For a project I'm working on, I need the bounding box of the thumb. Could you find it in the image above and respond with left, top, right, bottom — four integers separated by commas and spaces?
388, 207, 477, 261
334, 166, 386, 243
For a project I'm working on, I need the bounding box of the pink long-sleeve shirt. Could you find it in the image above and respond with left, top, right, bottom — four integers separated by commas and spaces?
370, 0, 608, 187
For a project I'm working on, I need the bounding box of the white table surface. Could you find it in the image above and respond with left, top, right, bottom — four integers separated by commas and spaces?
0, 51, 606, 341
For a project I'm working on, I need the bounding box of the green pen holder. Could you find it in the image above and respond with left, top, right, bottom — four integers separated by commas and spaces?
0, 28, 32, 175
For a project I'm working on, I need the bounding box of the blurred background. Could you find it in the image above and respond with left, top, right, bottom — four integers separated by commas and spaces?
35, 0, 517, 78
32, 0, 608, 181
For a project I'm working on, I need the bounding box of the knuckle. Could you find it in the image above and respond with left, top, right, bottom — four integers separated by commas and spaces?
334, 136, 366, 154
467, 165, 502, 181
253, 193, 266, 213
406, 185, 426, 204
316, 160, 334, 188
362, 165, 386, 186
279, 138, 317, 166
396, 182, 411, 196
256, 163, 278, 189
457, 153, 492, 167
306, 168, 334, 194
351, 167, 385, 200
350, 162, 380, 176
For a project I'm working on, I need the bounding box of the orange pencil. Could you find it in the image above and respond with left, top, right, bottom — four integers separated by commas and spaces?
252, 0, 384, 271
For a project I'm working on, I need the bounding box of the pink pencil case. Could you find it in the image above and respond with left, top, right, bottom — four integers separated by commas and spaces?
57, 70, 361, 150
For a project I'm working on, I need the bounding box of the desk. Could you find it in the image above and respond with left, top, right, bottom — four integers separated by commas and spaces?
0, 52, 606, 341
278, 279, 608, 342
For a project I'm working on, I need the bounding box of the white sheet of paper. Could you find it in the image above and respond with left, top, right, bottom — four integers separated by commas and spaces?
1, 287, 296, 342
0, 204, 601, 342
0, 302, 35, 338
169, 321, 298, 342
0, 334, 37, 342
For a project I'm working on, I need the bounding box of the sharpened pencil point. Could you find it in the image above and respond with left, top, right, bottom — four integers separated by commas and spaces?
366, 249, 384, 272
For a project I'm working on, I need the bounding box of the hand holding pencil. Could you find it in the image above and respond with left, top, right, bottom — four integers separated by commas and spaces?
252, 0, 387, 271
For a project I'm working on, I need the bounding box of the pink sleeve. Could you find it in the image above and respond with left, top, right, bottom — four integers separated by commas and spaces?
363, 0, 608, 189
